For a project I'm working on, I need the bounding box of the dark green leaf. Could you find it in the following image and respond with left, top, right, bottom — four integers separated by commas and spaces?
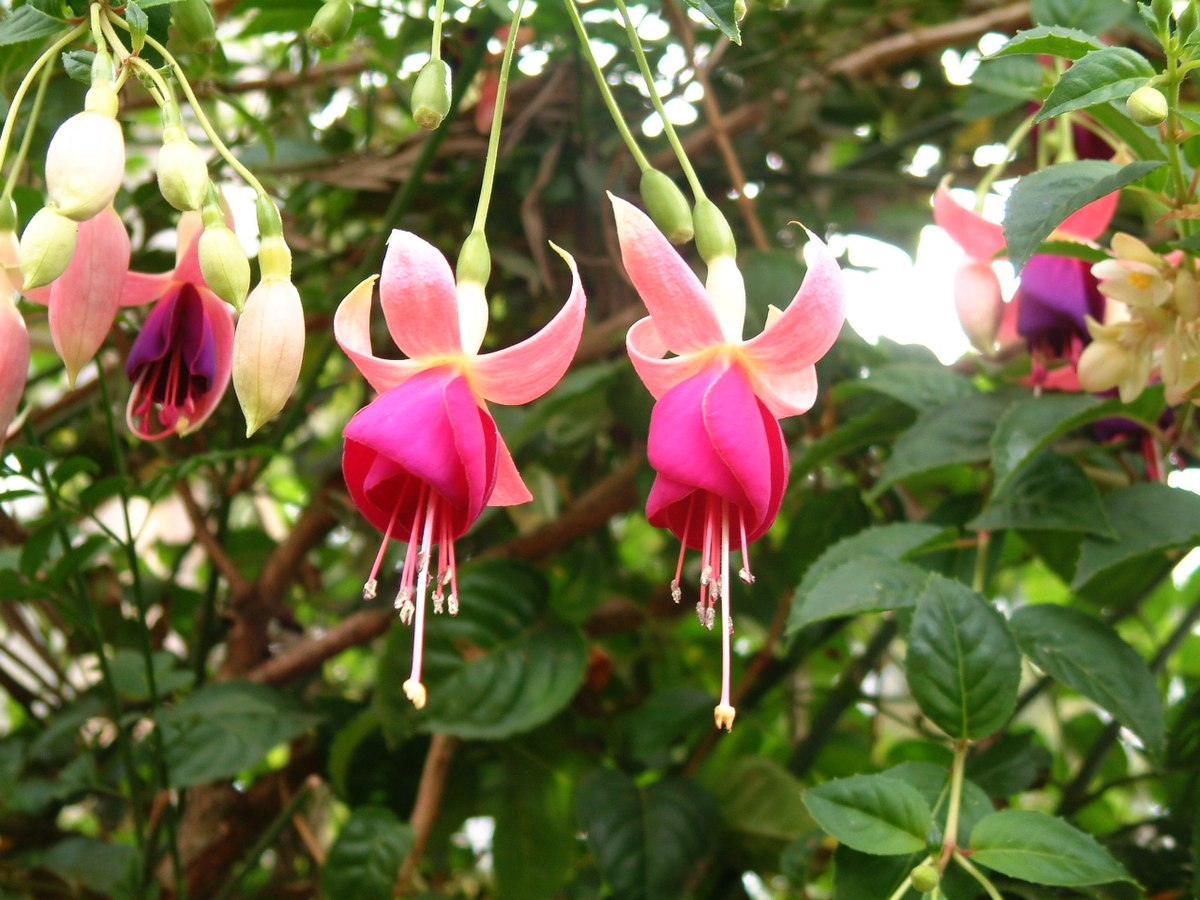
1074, 482, 1200, 591
37, 837, 138, 898
803, 774, 931, 856
991, 392, 1106, 492
1009, 604, 1165, 759
883, 761, 993, 844
107, 649, 193, 703
969, 56, 1047, 101
51, 456, 99, 485
906, 575, 1021, 740
970, 452, 1115, 536
577, 768, 718, 900
794, 401, 915, 477
1036, 47, 1155, 123
0, 6, 68, 47
78, 474, 134, 509
1031, 0, 1132, 32
711, 757, 811, 857
788, 558, 930, 631
322, 807, 414, 900
1005, 160, 1164, 272
156, 681, 318, 787
624, 688, 713, 765
856, 363, 977, 412
61, 49, 94, 84
680, 0, 740, 43
493, 754, 575, 900
969, 809, 1134, 886
992, 25, 1107, 60
965, 732, 1051, 796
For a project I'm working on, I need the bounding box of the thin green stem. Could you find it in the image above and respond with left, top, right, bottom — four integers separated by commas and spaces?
0, 24, 87, 182
1164, 45, 1193, 237
953, 850, 1004, 900
98, 7, 130, 62
470, 0, 528, 237
127, 57, 170, 108
972, 530, 990, 593
2, 63, 54, 201
564, 0, 650, 171
939, 741, 968, 868
430, 0, 446, 62
613, 0, 704, 199
973, 112, 1036, 209
885, 875, 914, 900
89, 1, 105, 47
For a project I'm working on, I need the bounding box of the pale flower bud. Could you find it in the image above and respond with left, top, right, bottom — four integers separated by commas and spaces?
199, 208, 250, 310
45, 101, 125, 222
232, 274, 305, 437
19, 206, 78, 290
639, 169, 693, 245
954, 261, 1004, 353
308, 0, 354, 47
0, 225, 20, 302
1076, 338, 1131, 395
0, 298, 29, 452
1175, 266, 1200, 319
1126, 85, 1168, 126
157, 106, 209, 211
412, 59, 452, 131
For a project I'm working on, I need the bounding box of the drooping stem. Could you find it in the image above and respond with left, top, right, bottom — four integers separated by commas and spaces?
470, 0, 528, 237
563, 0, 651, 171
884, 875, 914, 900
973, 112, 1035, 210
613, 0, 705, 200
430, 0, 447, 62
2, 62, 54, 200
939, 741, 968, 868
953, 850, 1004, 900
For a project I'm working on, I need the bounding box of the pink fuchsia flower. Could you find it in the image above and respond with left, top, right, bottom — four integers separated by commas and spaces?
24, 206, 130, 387
0, 297, 29, 452
335, 230, 586, 708
121, 213, 235, 440
611, 195, 845, 729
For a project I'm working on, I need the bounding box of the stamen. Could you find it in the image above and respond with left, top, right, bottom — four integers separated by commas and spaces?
670, 579, 683, 604
364, 501, 403, 600
714, 498, 736, 732
671, 495, 695, 602
447, 593, 459, 616
405, 489, 439, 710
738, 513, 755, 584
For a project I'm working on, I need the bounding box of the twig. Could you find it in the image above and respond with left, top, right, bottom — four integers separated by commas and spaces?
394, 734, 459, 897
176, 480, 250, 596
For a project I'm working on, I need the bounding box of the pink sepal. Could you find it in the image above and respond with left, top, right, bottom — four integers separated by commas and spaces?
626, 316, 714, 398
933, 182, 1006, 261
380, 230, 464, 358
748, 363, 819, 419
0, 300, 29, 452
490, 436, 533, 506
334, 275, 427, 393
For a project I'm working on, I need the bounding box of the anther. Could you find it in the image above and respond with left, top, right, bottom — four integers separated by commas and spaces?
433, 592, 445, 615
695, 601, 705, 624
447, 593, 459, 616
670, 579, 682, 604
704, 607, 715, 630
738, 566, 755, 584
700, 565, 712, 587
363, 578, 378, 601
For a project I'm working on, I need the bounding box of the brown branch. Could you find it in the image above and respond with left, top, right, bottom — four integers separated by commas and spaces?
123, 59, 371, 110
247, 606, 390, 686
394, 734, 459, 897
177, 480, 250, 596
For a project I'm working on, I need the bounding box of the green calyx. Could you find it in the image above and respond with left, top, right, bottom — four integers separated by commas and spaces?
256, 194, 284, 238
1127, 84, 1168, 126
413, 59, 453, 131
456, 230, 491, 287
693, 198, 737, 262
258, 234, 292, 282
639, 169, 694, 245
173, 0, 218, 53
0, 198, 17, 233
308, 0, 354, 48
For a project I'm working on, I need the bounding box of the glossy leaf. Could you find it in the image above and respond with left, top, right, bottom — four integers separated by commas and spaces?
993, 25, 1106, 60
322, 807, 414, 900
969, 809, 1134, 886
1009, 604, 1165, 759
0, 6, 66, 46
971, 451, 1115, 537
990, 392, 1106, 492
803, 774, 931, 856
681, 0, 740, 43
855, 363, 977, 412
1037, 46, 1154, 124
906, 575, 1021, 740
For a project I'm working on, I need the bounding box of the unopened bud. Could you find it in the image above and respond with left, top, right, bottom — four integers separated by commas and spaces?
172, 0, 218, 53
199, 208, 250, 309
911, 863, 939, 893
1176, 266, 1200, 319
954, 261, 1005, 352
0, 298, 29, 453
0, 201, 19, 301
693, 197, 737, 263
19, 207, 78, 290
45, 109, 125, 221
413, 59, 452, 131
157, 113, 209, 211
456, 230, 491, 286
1127, 85, 1168, 127
639, 169, 693, 244
232, 277, 305, 436
308, 0, 354, 47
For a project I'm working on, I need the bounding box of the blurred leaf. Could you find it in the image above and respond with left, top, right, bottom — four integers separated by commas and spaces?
993, 25, 1107, 60
711, 757, 812, 868
623, 687, 713, 765
126, 0, 147, 52
322, 807, 414, 900
854, 363, 977, 412
493, 752, 576, 900
969, 809, 1134, 886
107, 649, 193, 703
576, 768, 718, 900
36, 837, 138, 897
965, 731, 1051, 796
0, 6, 67, 46
1031, 0, 1131, 32
681, 0, 740, 43
906, 575, 1020, 740
804, 774, 931, 856
971, 451, 1114, 536
1009, 604, 1165, 760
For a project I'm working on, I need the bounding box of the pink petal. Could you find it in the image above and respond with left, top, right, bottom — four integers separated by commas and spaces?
609, 193, 724, 353
0, 300, 30, 452
473, 244, 587, 405
179, 288, 235, 435
489, 436, 533, 506
120, 271, 174, 307
1057, 191, 1118, 241
334, 275, 427, 392
173, 211, 205, 283
380, 230, 463, 358
740, 229, 845, 399
626, 316, 713, 398
933, 182, 1006, 261
748, 363, 819, 418
46, 207, 130, 385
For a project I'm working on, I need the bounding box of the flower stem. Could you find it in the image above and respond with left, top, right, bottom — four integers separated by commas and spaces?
939, 741, 968, 869
470, 0, 528, 237
884, 875, 913, 900
564, 0, 651, 171
430, 0, 447, 62
953, 850, 1004, 900
973, 112, 1035, 211
613, 0, 705, 200
2, 62, 54, 201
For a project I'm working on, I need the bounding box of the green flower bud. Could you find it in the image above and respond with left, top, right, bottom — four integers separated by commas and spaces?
693, 198, 737, 263
639, 169, 693, 244
307, 0, 354, 48
199, 209, 250, 309
1180, 1, 1199, 39
455, 230, 491, 286
413, 59, 452, 131
172, 0, 217, 54
157, 107, 209, 212
911, 863, 939, 894
1127, 85, 1168, 126
19, 207, 78, 291
0, 198, 16, 233
255, 194, 284, 239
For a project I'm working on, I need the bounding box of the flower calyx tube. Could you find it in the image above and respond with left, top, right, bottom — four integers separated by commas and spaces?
198, 191, 250, 309
413, 59, 453, 131
157, 102, 209, 212
308, 0, 355, 48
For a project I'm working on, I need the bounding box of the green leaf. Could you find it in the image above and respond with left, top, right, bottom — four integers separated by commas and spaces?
577, 768, 718, 900
874, 392, 1015, 494
970, 452, 1115, 537
991, 392, 1106, 492
1074, 482, 1200, 591
681, 0, 740, 44
376, 561, 587, 740
856, 363, 977, 412
965, 732, 1051, 796
906, 575, 1021, 740
1036, 47, 1155, 125
156, 681, 318, 787
711, 757, 812, 864
1009, 604, 1165, 759
126, 0, 148, 52
107, 649, 193, 703
0, 6, 67, 47
1031, 0, 1132, 32
322, 807, 414, 900
803, 774, 931, 856
1005, 160, 1164, 272
883, 761, 993, 844
623, 688, 713, 765
992, 25, 1107, 60
493, 754, 575, 900
969, 56, 1047, 101
794, 402, 915, 478
37, 837, 138, 898
969, 809, 1134, 886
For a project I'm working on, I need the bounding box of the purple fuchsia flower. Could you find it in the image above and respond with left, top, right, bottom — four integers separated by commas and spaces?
335, 230, 586, 708
611, 195, 845, 730
121, 213, 235, 440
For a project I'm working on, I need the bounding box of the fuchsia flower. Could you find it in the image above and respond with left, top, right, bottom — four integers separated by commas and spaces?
611, 195, 845, 730
121, 213, 235, 440
0, 229, 27, 451
335, 230, 586, 708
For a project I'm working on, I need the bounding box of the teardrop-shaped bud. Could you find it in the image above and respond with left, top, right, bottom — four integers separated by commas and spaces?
172, 0, 218, 53
157, 105, 209, 211
45, 109, 125, 221
954, 261, 1005, 352
1127, 85, 1168, 126
639, 169, 693, 244
693, 197, 737, 263
199, 205, 250, 309
0, 201, 20, 302
413, 59, 452, 131
232, 277, 305, 436
308, 0, 354, 47
19, 207, 78, 290
0, 298, 29, 452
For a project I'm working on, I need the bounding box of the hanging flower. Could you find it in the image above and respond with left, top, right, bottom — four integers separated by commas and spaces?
0, 297, 29, 453
122, 213, 235, 440
335, 229, 586, 708
611, 195, 845, 730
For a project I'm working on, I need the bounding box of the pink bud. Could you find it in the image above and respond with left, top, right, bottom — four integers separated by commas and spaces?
0, 298, 30, 452
45, 109, 125, 222
953, 261, 1004, 353
0, 229, 20, 301
232, 277, 305, 436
